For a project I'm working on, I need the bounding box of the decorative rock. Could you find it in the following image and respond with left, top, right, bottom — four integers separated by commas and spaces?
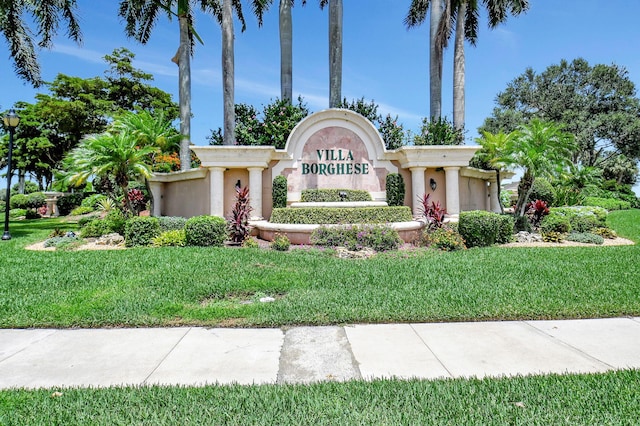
96, 233, 125, 246
335, 247, 376, 259
259, 297, 276, 303
515, 231, 543, 243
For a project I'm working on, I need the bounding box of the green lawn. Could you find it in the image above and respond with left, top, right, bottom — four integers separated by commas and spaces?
0, 210, 638, 328
1, 370, 639, 425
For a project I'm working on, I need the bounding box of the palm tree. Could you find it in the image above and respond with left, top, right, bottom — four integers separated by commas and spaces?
504, 119, 575, 217
406, 0, 529, 126
327, 0, 342, 107
473, 129, 518, 213
64, 131, 158, 214
0, 0, 82, 87
279, 0, 293, 102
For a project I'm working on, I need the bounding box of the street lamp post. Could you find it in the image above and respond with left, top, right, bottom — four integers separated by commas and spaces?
2, 109, 20, 241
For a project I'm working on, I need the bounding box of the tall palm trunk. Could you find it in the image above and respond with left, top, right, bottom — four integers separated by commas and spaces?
222, 0, 235, 145
279, 0, 293, 103
430, 0, 443, 119
453, 1, 465, 131
328, 0, 342, 108
173, 13, 192, 170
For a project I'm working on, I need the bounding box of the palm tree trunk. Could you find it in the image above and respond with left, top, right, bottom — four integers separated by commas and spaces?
176, 13, 192, 170
279, 0, 293, 103
453, 1, 466, 131
328, 0, 342, 108
430, 0, 443, 119
222, 0, 235, 145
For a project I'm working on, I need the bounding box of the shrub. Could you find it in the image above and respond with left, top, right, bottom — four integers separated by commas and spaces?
300, 189, 372, 202
80, 219, 111, 238
567, 232, 604, 245
81, 194, 107, 209
458, 211, 509, 248
9, 208, 27, 219
103, 209, 128, 235
542, 231, 565, 243
57, 193, 86, 216
540, 212, 571, 234
227, 186, 253, 244
584, 197, 631, 211
25, 209, 40, 219
270, 206, 413, 224
44, 235, 81, 250
569, 215, 601, 233
378, 114, 405, 150
418, 193, 446, 230
311, 224, 402, 252
526, 200, 549, 229
70, 206, 95, 216
270, 234, 291, 251
242, 237, 260, 248
551, 206, 608, 226
385, 173, 405, 207
421, 227, 466, 251
151, 229, 186, 247
9, 194, 29, 209
272, 175, 288, 209
593, 227, 617, 239
552, 186, 585, 207
25, 192, 45, 209
124, 217, 160, 247
496, 215, 515, 244
157, 216, 187, 232
97, 197, 117, 213
185, 215, 227, 247
528, 178, 556, 205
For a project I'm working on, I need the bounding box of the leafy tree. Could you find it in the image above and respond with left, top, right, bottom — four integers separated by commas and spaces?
0, 0, 81, 86
413, 116, 463, 145
482, 58, 640, 168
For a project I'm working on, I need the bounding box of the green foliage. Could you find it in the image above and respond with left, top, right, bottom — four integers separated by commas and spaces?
25, 209, 41, 219
57, 193, 86, 216
12, 181, 39, 194
157, 216, 187, 232
227, 187, 252, 244
43, 235, 81, 250
9, 209, 27, 219
529, 178, 556, 205
385, 173, 405, 207
540, 212, 571, 234
567, 232, 604, 245
270, 206, 413, 224
551, 206, 608, 225
242, 238, 260, 248
311, 224, 403, 252
103, 210, 128, 235
569, 215, 601, 233
421, 227, 466, 251
184, 215, 227, 247
584, 197, 631, 211
151, 230, 186, 247
81, 194, 107, 209
593, 227, 617, 239
552, 186, 585, 207
270, 234, 291, 251
272, 175, 288, 209
124, 217, 160, 247
458, 211, 513, 248
9, 194, 29, 209
300, 189, 372, 202
80, 219, 111, 238
70, 206, 94, 216
541, 231, 565, 243
378, 114, 405, 150
413, 116, 463, 146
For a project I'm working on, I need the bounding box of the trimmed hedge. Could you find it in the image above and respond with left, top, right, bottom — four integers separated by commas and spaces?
540, 212, 571, 234
270, 206, 413, 224
184, 215, 227, 247
124, 217, 160, 247
157, 216, 187, 232
301, 188, 372, 202
458, 211, 514, 248
311, 224, 403, 252
385, 173, 405, 207
272, 175, 288, 208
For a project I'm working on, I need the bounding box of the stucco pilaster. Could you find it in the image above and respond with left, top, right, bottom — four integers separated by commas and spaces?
444, 167, 461, 216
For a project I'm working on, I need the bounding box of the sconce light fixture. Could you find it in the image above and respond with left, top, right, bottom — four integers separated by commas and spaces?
339, 191, 348, 201
429, 178, 437, 191
235, 179, 241, 189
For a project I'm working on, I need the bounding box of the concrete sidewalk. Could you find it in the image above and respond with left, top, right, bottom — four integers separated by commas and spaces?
1, 318, 639, 389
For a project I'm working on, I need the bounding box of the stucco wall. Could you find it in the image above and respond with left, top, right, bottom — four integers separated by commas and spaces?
459, 176, 488, 212
161, 173, 210, 218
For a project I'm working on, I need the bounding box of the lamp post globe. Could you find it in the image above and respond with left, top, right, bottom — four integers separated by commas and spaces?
3, 109, 20, 241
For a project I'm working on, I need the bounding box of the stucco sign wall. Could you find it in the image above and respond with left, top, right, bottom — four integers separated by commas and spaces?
272, 109, 397, 202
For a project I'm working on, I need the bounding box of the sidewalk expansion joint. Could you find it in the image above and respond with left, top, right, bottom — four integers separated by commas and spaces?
409, 324, 454, 378
142, 327, 192, 385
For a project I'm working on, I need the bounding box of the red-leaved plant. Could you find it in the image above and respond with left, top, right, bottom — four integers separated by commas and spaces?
526, 199, 549, 229
418, 193, 447, 230
227, 186, 253, 244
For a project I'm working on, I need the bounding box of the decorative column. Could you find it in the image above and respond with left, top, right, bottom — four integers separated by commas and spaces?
489, 179, 501, 213
444, 167, 460, 216
209, 167, 226, 217
247, 167, 264, 220
410, 167, 426, 216
148, 182, 163, 217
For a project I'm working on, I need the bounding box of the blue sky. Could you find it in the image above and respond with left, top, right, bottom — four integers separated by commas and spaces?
2, 0, 640, 150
